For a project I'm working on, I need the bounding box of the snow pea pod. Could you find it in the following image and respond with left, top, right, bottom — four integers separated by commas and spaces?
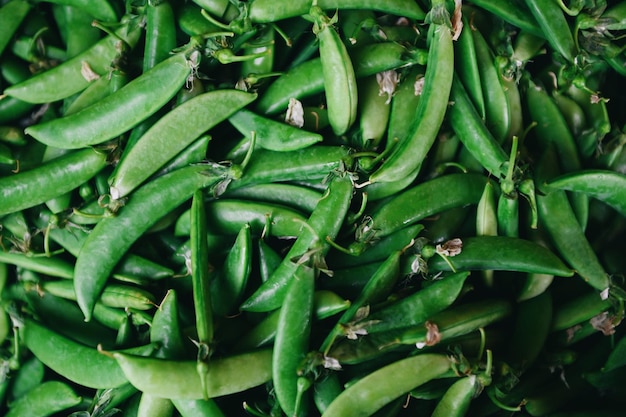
137, 394, 174, 417
228, 108, 323, 152
546, 170, 626, 218
311, 5, 358, 136
150, 289, 187, 359
25, 53, 192, 149
321, 353, 452, 417
5, 380, 82, 417
448, 76, 509, 179
357, 173, 488, 242
112, 349, 273, 399
0, 251, 74, 279
241, 175, 353, 312
273, 265, 315, 417
0, 0, 32, 57
4, 17, 141, 103
454, 15, 485, 120
64, 69, 129, 116
0, 147, 107, 216
431, 375, 479, 417
369, 3, 454, 183
223, 183, 322, 214
468, 0, 543, 37
427, 236, 574, 277
74, 165, 222, 321
524, 0, 578, 62
172, 398, 226, 417
42, 280, 156, 311
22, 319, 154, 389
248, 0, 425, 23
109, 89, 256, 199
143, 0, 177, 72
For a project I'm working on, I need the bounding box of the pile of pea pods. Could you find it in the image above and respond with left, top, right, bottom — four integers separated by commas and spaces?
1, 0, 626, 415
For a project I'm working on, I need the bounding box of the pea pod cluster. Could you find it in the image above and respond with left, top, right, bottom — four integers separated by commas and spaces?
1, 0, 626, 415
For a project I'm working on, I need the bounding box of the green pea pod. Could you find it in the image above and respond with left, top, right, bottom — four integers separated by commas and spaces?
241, 175, 354, 312
172, 398, 226, 417
36, 0, 117, 22
273, 265, 315, 417
9, 356, 45, 403
524, 0, 577, 62
477, 181, 498, 239
468, 0, 543, 37
321, 353, 452, 416
74, 165, 222, 321
454, 15, 486, 120
25, 53, 192, 149
551, 290, 613, 332
256, 42, 426, 115
22, 319, 154, 389
472, 27, 510, 144
154, 135, 211, 178
357, 73, 392, 150
366, 271, 470, 334
64, 69, 129, 116
0, 0, 32, 57
190, 189, 214, 355
42, 280, 156, 310
5, 380, 82, 417
228, 108, 323, 152
143, 0, 177, 72
358, 173, 488, 241
176, 199, 309, 238
211, 223, 252, 316
546, 170, 626, 218
497, 192, 519, 237
110, 89, 256, 199
448, 76, 509, 179
248, 0, 425, 23
535, 157, 609, 291
311, 6, 358, 136
223, 183, 323, 214
0, 148, 107, 216
58, 4, 102, 58
0, 251, 74, 279
427, 236, 574, 277
4, 17, 141, 103
369, 4, 454, 183
386, 65, 424, 147
112, 349, 273, 399
431, 375, 479, 417
150, 290, 188, 359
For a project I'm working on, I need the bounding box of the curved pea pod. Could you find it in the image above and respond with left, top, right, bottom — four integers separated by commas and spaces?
546, 170, 626, 218
5, 380, 82, 417
176, 199, 309, 238
112, 348, 273, 399
64, 69, 129, 116
109, 89, 257, 199
0, 147, 107, 216
231, 145, 352, 189
273, 265, 315, 417
551, 290, 613, 333
427, 236, 574, 277
431, 375, 479, 417
468, 0, 543, 37
454, 16, 485, 120
0, 251, 74, 279
25, 53, 192, 149
0, 0, 32, 56
241, 175, 354, 312
357, 173, 488, 242
42, 280, 156, 311
74, 165, 222, 321
366, 271, 471, 334
369, 7, 454, 183
536, 187, 609, 291
4, 17, 140, 103
386, 65, 424, 147
248, 0, 425, 23
357, 73, 393, 150
22, 319, 154, 389
256, 42, 426, 115
223, 183, 323, 214
228, 108, 322, 152
472, 28, 510, 144
321, 353, 452, 417
524, 0, 577, 62
448, 76, 509, 179
311, 6, 358, 136
211, 223, 252, 316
